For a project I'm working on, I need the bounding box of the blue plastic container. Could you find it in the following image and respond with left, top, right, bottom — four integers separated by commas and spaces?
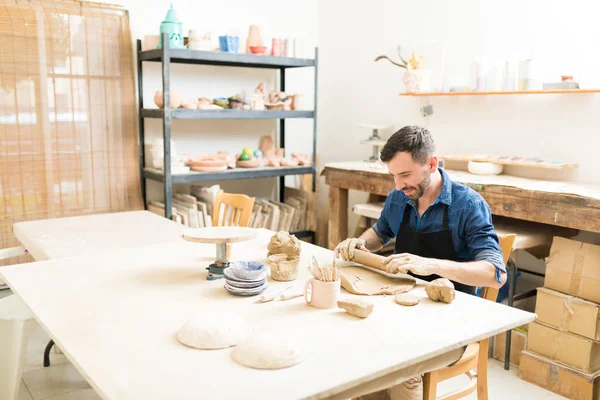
218, 35, 239, 53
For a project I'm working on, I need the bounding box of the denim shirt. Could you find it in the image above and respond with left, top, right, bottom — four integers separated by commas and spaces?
372, 168, 506, 282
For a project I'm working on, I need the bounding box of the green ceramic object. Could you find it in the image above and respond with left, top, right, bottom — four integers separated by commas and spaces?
238, 152, 251, 161
158, 3, 185, 49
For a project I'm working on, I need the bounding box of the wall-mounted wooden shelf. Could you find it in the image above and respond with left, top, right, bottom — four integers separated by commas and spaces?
439, 154, 578, 170
400, 89, 600, 96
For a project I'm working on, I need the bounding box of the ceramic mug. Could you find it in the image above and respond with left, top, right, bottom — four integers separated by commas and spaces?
271, 38, 284, 56
304, 278, 341, 309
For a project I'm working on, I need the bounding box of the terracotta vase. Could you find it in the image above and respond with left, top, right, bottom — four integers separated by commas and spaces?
245, 25, 263, 54
154, 90, 182, 109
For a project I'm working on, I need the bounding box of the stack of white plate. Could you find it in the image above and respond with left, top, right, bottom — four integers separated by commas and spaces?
224, 261, 268, 296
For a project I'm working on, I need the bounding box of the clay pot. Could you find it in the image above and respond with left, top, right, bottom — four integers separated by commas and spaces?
288, 94, 302, 110
236, 158, 261, 168
154, 90, 182, 109
246, 25, 263, 53
249, 46, 266, 55
268, 254, 300, 282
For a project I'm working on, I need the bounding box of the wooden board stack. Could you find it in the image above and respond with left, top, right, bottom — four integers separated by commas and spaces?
147, 184, 220, 228
147, 184, 316, 231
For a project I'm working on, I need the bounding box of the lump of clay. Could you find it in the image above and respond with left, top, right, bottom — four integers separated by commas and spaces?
177, 311, 252, 350
337, 298, 374, 318
232, 329, 304, 369
394, 293, 419, 306
267, 231, 301, 257
425, 278, 456, 304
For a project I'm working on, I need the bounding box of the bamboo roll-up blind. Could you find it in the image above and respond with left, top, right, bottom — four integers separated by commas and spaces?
0, 0, 142, 266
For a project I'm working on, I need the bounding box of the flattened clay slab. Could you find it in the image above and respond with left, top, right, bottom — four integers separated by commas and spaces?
395, 293, 419, 306
339, 265, 416, 296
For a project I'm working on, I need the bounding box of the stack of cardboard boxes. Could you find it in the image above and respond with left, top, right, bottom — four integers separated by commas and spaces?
519, 237, 600, 400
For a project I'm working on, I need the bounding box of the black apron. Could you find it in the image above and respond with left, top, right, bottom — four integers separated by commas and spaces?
394, 203, 475, 295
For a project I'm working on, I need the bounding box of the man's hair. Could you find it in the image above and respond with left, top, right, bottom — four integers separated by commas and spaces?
380, 125, 435, 164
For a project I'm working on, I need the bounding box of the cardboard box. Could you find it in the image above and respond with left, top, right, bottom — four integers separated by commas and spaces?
493, 329, 527, 366
528, 321, 600, 373
545, 237, 600, 304
520, 350, 600, 400
536, 287, 600, 341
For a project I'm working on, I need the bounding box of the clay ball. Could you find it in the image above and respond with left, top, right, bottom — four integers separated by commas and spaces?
267, 231, 301, 258
425, 278, 455, 304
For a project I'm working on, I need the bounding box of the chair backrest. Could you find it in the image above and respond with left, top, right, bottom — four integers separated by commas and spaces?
479, 234, 516, 302
212, 190, 255, 227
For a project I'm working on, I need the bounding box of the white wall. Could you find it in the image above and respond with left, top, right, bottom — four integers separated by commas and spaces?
111, 0, 318, 201
318, 0, 600, 245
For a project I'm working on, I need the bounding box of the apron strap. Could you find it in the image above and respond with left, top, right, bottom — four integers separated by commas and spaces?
442, 205, 450, 229
401, 203, 413, 224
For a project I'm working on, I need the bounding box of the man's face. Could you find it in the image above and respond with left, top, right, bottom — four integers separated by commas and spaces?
386, 152, 435, 201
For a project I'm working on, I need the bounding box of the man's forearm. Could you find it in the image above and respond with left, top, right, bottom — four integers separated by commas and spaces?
359, 228, 385, 253
434, 259, 506, 289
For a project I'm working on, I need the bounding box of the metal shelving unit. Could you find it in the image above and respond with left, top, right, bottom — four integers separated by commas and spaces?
136, 33, 318, 242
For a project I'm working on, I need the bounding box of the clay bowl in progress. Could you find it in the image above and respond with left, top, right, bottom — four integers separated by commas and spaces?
268, 254, 300, 281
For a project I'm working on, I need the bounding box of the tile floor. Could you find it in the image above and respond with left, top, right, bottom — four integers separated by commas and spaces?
2, 289, 565, 400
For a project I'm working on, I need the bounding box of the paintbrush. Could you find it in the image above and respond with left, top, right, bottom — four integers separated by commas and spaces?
308, 257, 323, 281
332, 257, 337, 281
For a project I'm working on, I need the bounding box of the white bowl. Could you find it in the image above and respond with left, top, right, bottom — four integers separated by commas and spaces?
467, 161, 504, 175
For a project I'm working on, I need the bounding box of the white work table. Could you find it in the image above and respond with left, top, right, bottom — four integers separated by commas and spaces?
12, 210, 186, 260
1, 228, 535, 400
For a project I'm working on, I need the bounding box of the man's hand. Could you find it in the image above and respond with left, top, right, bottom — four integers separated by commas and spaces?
334, 238, 370, 261
381, 253, 439, 275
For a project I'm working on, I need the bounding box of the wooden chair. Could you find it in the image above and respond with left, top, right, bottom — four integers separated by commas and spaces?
422, 233, 517, 400
212, 190, 255, 228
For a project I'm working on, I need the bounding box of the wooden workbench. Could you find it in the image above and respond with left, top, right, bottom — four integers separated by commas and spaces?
322, 162, 600, 250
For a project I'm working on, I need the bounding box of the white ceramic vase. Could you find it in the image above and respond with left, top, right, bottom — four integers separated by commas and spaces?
403, 69, 433, 93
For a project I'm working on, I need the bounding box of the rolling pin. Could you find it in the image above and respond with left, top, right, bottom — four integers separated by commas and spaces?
350, 250, 402, 274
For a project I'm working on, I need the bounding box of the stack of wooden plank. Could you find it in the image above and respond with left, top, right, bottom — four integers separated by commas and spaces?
519, 237, 600, 400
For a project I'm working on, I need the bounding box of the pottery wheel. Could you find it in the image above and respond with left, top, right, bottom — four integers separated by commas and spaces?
182, 227, 259, 280
182, 227, 258, 244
